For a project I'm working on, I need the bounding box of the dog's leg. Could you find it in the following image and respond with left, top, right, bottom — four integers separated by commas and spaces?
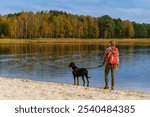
82, 76, 85, 86
87, 78, 89, 87
73, 76, 76, 85
77, 77, 79, 85
85, 74, 89, 87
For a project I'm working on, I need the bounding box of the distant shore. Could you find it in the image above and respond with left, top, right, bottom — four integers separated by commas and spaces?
0, 38, 150, 45
0, 77, 150, 100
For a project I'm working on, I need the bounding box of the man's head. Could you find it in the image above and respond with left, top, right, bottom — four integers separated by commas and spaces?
109, 40, 115, 47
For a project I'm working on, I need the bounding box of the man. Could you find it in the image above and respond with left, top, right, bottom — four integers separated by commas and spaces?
100, 40, 119, 90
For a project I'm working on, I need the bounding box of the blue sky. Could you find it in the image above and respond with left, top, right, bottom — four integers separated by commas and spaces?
0, 0, 150, 23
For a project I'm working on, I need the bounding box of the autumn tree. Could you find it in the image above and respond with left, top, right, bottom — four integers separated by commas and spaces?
114, 18, 125, 38
98, 15, 115, 38
0, 16, 9, 38
123, 20, 135, 38
0, 10, 150, 39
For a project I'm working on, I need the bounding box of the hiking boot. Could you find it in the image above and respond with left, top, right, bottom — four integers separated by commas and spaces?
104, 86, 109, 89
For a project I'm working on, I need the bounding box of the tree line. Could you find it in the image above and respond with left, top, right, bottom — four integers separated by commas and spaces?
0, 10, 150, 39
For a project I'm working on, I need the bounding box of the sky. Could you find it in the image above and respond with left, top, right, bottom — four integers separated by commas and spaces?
0, 0, 150, 23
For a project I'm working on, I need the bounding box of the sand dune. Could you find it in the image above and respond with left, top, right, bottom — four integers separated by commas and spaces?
0, 77, 150, 100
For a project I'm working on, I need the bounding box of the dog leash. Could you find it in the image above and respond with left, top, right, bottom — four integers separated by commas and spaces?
86, 65, 103, 69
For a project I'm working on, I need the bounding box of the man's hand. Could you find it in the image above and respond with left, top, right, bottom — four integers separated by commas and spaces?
99, 64, 104, 67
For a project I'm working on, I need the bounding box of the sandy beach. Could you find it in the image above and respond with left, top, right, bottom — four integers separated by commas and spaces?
0, 77, 150, 100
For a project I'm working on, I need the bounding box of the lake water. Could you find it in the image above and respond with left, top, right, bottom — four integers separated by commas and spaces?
0, 43, 150, 93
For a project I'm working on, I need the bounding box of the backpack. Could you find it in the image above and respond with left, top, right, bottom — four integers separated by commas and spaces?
107, 47, 119, 65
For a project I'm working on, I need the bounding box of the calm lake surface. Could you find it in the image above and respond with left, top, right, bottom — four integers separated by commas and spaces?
0, 43, 150, 93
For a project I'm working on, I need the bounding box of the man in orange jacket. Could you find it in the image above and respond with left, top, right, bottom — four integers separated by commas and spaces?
100, 40, 119, 90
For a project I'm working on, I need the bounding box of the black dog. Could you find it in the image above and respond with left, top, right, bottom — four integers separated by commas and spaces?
68, 62, 90, 86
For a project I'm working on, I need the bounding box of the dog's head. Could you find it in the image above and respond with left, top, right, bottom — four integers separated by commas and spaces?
68, 62, 75, 68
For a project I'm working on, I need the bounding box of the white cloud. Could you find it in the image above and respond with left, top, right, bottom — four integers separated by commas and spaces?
0, 0, 150, 23
98, 7, 150, 23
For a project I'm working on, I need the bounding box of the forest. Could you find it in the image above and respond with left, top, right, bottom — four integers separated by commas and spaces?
0, 10, 150, 39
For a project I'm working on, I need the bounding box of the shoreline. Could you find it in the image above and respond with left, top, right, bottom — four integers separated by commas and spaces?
0, 38, 150, 45
0, 77, 150, 100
